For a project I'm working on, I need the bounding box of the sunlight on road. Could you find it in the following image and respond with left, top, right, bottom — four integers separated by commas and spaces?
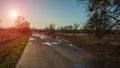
51, 42, 59, 45
43, 42, 52, 46
27, 42, 32, 45
69, 44, 73, 47
55, 39, 62, 42
29, 37, 35, 40
32, 33, 40, 37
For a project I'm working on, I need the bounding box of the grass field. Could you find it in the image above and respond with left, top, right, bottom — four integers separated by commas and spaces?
0, 31, 21, 44
0, 31, 30, 68
54, 33, 120, 64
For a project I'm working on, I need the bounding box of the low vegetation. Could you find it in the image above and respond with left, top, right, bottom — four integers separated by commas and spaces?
0, 33, 30, 68
54, 33, 120, 64
0, 31, 21, 44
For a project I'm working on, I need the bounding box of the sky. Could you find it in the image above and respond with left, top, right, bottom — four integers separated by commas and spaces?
0, 0, 88, 29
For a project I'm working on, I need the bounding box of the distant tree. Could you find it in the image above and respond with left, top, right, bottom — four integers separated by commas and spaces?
64, 25, 73, 33
15, 16, 31, 33
57, 25, 73, 33
57, 26, 64, 32
73, 23, 79, 39
46, 24, 55, 34
79, 0, 120, 39
66, 25, 73, 31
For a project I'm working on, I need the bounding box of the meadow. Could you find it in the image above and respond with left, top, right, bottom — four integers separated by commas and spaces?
0, 31, 21, 44
0, 31, 30, 68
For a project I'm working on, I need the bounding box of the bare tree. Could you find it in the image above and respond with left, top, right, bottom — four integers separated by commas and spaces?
73, 23, 79, 39
15, 16, 30, 33
45, 24, 55, 34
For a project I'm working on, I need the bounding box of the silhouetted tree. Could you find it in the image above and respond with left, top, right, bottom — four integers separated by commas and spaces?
15, 16, 30, 33
45, 24, 55, 34
79, 0, 120, 39
73, 23, 79, 39
49, 24, 55, 34
57, 25, 73, 33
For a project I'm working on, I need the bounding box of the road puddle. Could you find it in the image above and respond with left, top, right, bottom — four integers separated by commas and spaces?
69, 44, 73, 47
32, 33, 40, 37
29, 38, 35, 40
51, 42, 59, 45
55, 39, 62, 42
39, 35, 47, 40
43, 42, 52, 46
39, 36, 44, 40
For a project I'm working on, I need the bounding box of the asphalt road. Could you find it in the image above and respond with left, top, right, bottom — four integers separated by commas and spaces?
16, 33, 120, 68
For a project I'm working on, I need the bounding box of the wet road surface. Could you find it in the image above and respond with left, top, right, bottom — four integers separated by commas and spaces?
16, 33, 120, 68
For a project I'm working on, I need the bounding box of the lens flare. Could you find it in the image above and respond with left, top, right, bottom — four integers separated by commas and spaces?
10, 10, 18, 18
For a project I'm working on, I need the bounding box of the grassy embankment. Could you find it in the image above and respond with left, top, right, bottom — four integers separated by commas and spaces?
0, 32, 21, 44
0, 32, 30, 68
54, 33, 120, 64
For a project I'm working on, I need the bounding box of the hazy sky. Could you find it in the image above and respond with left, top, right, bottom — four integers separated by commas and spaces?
0, 0, 88, 29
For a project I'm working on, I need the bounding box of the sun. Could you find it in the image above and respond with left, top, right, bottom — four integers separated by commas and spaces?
10, 10, 18, 18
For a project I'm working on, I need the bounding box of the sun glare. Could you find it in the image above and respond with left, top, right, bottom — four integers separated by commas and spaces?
10, 10, 18, 18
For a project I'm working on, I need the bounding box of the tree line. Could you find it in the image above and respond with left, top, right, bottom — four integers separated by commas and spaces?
38, 0, 120, 39
1, 0, 120, 39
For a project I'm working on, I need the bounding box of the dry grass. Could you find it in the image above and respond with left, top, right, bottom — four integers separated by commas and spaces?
0, 31, 30, 68
0, 31, 21, 44
54, 33, 120, 64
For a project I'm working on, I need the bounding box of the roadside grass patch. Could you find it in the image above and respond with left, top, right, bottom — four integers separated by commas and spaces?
54, 33, 120, 64
0, 34, 30, 68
